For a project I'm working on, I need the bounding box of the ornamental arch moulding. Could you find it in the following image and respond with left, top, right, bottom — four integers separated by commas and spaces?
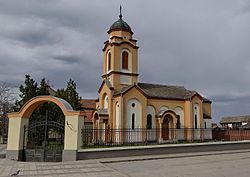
7, 96, 85, 162
8, 96, 84, 119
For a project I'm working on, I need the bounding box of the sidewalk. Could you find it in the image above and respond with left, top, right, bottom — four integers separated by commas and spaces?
1, 149, 250, 177
1, 142, 250, 177
0, 159, 126, 177
0, 144, 6, 158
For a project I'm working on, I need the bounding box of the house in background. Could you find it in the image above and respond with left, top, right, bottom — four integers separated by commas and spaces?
91, 11, 213, 143
220, 115, 250, 129
80, 99, 96, 129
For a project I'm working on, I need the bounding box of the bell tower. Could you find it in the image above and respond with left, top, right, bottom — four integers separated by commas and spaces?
102, 6, 139, 91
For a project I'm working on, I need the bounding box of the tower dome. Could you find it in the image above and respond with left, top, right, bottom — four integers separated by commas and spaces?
108, 6, 133, 34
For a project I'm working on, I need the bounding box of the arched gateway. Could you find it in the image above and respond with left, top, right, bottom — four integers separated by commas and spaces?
6, 96, 85, 162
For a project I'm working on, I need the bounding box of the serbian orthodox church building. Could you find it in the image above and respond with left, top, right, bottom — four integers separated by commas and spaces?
91, 11, 212, 142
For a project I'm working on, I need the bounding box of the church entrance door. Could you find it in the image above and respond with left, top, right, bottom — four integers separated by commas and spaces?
162, 117, 170, 140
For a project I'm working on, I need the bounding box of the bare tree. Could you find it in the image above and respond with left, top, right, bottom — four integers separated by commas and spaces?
0, 81, 15, 143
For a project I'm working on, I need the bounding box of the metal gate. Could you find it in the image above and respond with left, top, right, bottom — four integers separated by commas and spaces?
23, 113, 65, 162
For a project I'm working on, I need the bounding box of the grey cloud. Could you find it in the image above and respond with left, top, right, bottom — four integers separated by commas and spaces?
0, 0, 250, 123
52, 55, 82, 64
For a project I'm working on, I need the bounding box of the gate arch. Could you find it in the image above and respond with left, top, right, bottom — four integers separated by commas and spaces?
7, 96, 85, 162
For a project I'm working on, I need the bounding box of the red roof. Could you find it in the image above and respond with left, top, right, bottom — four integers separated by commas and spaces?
80, 99, 96, 109
80, 99, 96, 123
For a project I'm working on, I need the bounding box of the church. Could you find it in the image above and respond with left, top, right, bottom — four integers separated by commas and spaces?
90, 10, 212, 143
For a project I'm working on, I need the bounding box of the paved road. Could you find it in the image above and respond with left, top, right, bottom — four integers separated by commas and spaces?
105, 150, 250, 177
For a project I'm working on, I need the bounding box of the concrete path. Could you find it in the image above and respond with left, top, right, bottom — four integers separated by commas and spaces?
1, 144, 250, 177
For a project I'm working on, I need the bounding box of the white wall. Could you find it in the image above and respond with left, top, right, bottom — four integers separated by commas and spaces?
126, 99, 142, 142
203, 119, 212, 140
174, 107, 185, 140
147, 106, 156, 128
193, 103, 200, 140
160, 106, 169, 112
115, 102, 120, 129
126, 99, 142, 129
147, 106, 156, 141
104, 94, 108, 109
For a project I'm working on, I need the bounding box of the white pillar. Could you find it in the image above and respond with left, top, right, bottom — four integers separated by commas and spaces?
6, 117, 29, 161
63, 115, 84, 161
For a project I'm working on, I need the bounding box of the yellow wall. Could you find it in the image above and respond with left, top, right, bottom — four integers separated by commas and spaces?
64, 115, 84, 150
102, 30, 138, 90
109, 31, 132, 40
203, 102, 211, 117
7, 117, 29, 150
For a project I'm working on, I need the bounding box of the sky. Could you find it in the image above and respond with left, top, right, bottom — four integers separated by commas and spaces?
0, 0, 250, 123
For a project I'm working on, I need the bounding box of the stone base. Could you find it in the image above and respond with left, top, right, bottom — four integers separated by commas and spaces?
158, 138, 163, 144
6, 150, 23, 161
63, 150, 77, 161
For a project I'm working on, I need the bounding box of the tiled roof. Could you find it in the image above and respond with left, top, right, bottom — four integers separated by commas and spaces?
79, 99, 96, 123
203, 97, 212, 103
80, 99, 96, 109
220, 115, 250, 124
138, 83, 197, 100
114, 82, 199, 100
84, 110, 94, 123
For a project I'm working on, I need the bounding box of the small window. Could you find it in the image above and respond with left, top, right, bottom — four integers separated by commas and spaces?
132, 103, 135, 107
107, 52, 111, 71
122, 51, 129, 70
195, 114, 197, 129
132, 113, 135, 130
147, 114, 152, 130
204, 122, 207, 129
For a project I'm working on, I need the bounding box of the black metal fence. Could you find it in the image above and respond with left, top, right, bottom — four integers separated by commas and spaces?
81, 128, 213, 148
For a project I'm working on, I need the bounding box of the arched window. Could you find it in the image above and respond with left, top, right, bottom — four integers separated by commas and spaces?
107, 52, 111, 71
194, 114, 197, 129
115, 103, 120, 129
103, 94, 108, 109
122, 51, 128, 70
132, 113, 135, 130
147, 114, 152, 130
176, 115, 181, 129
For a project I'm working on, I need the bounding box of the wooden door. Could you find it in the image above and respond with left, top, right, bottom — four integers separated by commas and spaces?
162, 118, 169, 140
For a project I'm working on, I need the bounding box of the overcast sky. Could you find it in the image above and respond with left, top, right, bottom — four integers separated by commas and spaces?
0, 0, 250, 122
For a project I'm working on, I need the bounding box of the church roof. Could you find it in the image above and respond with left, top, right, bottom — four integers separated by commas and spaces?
137, 83, 197, 100
114, 82, 211, 102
